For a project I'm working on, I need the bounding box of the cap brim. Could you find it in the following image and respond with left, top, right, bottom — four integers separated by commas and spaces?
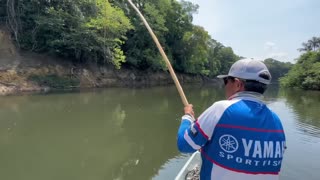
217, 75, 228, 79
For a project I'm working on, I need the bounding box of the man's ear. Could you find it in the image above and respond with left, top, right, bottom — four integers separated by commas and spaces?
235, 78, 241, 88
235, 78, 244, 90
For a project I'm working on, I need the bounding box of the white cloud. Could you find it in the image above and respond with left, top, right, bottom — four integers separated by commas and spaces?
264, 41, 276, 51
262, 41, 289, 61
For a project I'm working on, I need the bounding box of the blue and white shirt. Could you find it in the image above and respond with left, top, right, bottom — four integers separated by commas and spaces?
177, 91, 286, 180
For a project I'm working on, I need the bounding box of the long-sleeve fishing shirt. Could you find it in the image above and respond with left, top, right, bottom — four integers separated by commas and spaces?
177, 91, 286, 180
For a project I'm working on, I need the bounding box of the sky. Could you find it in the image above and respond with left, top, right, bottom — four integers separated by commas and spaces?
186, 0, 320, 63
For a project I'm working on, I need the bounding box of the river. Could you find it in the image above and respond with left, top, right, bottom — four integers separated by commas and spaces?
0, 85, 319, 180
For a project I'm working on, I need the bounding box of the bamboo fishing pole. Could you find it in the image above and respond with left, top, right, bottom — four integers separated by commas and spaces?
127, 0, 189, 106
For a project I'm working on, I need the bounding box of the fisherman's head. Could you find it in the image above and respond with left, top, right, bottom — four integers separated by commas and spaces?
217, 58, 272, 98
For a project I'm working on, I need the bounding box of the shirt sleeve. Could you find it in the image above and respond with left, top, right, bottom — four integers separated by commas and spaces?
177, 100, 235, 153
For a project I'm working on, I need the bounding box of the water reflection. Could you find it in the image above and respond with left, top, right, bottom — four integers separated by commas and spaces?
155, 85, 320, 180
0, 88, 185, 180
0, 86, 319, 180
280, 89, 320, 138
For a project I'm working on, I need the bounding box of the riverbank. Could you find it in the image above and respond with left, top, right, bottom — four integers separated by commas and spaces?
0, 28, 219, 96
0, 55, 218, 96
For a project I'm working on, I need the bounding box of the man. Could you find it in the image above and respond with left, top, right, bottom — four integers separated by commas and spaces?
177, 58, 286, 180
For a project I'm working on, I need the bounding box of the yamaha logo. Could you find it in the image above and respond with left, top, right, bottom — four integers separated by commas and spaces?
219, 134, 239, 153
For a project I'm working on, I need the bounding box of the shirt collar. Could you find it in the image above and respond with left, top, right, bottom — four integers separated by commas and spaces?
228, 91, 265, 103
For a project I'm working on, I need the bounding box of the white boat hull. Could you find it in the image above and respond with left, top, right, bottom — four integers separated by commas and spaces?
175, 151, 202, 180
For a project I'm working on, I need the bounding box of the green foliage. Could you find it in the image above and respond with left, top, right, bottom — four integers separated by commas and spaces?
164, 0, 194, 71
181, 26, 210, 74
28, 74, 80, 89
214, 47, 239, 74
298, 36, 320, 52
206, 40, 222, 77
112, 47, 126, 69
11, 0, 132, 67
3, 0, 240, 77
280, 51, 320, 90
123, 1, 170, 70
121, 0, 239, 75
263, 58, 293, 83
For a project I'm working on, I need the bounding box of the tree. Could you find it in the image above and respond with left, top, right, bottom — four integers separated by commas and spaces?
122, 0, 170, 70
280, 51, 320, 90
215, 47, 239, 74
4, 0, 133, 68
263, 58, 293, 83
180, 25, 211, 75
298, 36, 320, 52
298, 42, 312, 52
308, 37, 320, 51
164, 0, 196, 72
84, 0, 133, 68
3, 0, 242, 77
206, 39, 223, 77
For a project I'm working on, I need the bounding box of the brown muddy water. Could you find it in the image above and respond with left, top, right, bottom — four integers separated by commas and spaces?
0, 85, 319, 180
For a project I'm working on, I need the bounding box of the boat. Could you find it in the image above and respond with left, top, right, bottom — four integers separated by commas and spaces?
175, 151, 202, 180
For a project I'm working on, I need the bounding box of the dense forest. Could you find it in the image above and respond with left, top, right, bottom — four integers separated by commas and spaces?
1, 0, 241, 77
263, 58, 292, 83
1, 0, 294, 83
280, 37, 320, 90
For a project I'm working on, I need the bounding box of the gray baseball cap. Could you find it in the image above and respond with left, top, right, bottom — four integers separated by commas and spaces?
217, 58, 272, 84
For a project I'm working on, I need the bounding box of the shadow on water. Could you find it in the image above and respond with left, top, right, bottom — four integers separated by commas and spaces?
279, 88, 320, 138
